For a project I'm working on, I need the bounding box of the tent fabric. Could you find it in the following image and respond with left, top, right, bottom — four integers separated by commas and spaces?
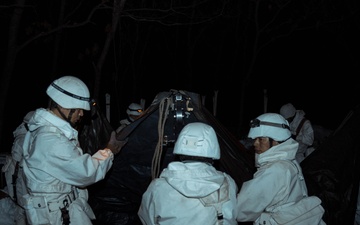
78, 101, 114, 155
80, 90, 255, 225
301, 104, 360, 225
79, 90, 360, 225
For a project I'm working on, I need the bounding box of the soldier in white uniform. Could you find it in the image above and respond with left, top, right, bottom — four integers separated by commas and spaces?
280, 103, 315, 163
116, 102, 143, 133
138, 122, 238, 225
21, 75, 125, 225
236, 113, 326, 225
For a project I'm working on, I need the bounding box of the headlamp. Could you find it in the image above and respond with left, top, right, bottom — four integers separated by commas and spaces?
128, 108, 143, 113
249, 118, 290, 130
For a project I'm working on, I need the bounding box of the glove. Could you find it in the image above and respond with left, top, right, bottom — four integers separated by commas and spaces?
106, 131, 128, 155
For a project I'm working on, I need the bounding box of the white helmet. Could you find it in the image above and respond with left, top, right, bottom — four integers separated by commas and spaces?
126, 103, 143, 116
280, 103, 296, 119
46, 76, 90, 110
173, 122, 220, 160
248, 113, 291, 142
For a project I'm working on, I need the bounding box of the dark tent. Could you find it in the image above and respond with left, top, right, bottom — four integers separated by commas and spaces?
80, 90, 360, 225
79, 89, 256, 225
301, 104, 360, 225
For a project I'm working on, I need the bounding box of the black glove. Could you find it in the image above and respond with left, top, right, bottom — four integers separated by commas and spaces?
107, 131, 128, 155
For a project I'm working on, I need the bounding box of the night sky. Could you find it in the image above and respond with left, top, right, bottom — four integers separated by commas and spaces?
1, 0, 360, 152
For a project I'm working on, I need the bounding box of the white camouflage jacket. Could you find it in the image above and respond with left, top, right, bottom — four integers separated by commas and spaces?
236, 138, 325, 225
138, 161, 238, 225
22, 108, 114, 225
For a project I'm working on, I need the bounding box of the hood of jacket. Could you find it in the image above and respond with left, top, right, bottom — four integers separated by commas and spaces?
28, 108, 78, 140
160, 161, 226, 198
255, 138, 298, 167
289, 110, 305, 134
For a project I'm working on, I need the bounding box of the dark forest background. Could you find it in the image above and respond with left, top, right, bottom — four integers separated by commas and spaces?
1, 0, 360, 153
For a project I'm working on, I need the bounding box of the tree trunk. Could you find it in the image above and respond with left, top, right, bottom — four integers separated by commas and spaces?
93, 0, 126, 102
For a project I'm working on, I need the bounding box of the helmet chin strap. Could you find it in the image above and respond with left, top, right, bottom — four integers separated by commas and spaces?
55, 105, 76, 127
128, 115, 135, 122
269, 138, 274, 148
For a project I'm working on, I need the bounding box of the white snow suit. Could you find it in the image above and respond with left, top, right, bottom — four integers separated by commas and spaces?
138, 161, 238, 225
289, 110, 314, 163
236, 138, 326, 225
21, 108, 114, 225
